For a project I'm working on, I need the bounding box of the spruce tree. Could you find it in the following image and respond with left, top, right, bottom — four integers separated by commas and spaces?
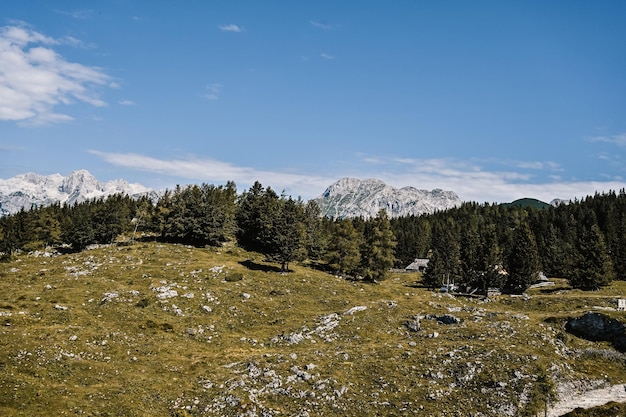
423, 217, 460, 290
359, 210, 397, 282
505, 217, 541, 293
325, 219, 361, 276
303, 200, 327, 261
266, 197, 306, 271
569, 212, 615, 290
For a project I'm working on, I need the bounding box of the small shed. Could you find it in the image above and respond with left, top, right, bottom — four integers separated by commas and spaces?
405, 258, 429, 272
618, 299, 626, 311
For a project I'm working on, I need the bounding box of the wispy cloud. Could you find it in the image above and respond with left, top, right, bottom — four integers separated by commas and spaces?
60, 35, 96, 49
89, 150, 626, 203
588, 133, 626, 147
202, 83, 222, 100
310, 20, 338, 30
118, 99, 135, 106
218, 24, 244, 33
320, 53, 334, 60
366, 156, 625, 203
55, 9, 94, 20
0, 23, 113, 125
88, 150, 334, 198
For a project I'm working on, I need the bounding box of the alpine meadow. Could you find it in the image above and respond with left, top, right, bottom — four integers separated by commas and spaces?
1, 181, 626, 416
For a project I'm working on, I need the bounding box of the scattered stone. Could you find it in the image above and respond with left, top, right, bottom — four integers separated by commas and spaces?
54, 304, 68, 311
69, 335, 78, 341
344, 305, 367, 315
101, 291, 119, 304
405, 316, 421, 332
427, 314, 461, 325
202, 305, 213, 313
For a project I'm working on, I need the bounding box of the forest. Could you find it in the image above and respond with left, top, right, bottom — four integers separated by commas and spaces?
1, 181, 624, 293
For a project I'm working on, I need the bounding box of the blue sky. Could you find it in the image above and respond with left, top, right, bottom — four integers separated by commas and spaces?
1, 1, 625, 203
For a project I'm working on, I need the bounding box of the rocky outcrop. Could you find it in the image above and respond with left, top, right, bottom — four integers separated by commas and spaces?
313, 177, 461, 219
565, 312, 626, 352
0, 170, 158, 216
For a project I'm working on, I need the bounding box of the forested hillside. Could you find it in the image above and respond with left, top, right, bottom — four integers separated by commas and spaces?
391, 190, 626, 292
1, 181, 624, 292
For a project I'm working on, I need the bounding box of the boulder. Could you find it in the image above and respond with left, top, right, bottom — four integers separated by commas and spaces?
565, 312, 626, 352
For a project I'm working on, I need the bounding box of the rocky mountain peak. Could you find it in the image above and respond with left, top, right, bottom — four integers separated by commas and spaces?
0, 170, 155, 217
313, 177, 461, 219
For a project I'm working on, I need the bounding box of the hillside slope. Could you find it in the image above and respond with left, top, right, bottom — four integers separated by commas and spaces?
1, 242, 625, 416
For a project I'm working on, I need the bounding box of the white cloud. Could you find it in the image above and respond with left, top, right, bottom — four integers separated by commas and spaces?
55, 9, 94, 20
588, 133, 626, 147
310, 20, 338, 30
88, 150, 334, 198
219, 24, 243, 33
118, 99, 135, 106
320, 53, 334, 60
89, 150, 626, 203
202, 83, 222, 100
0, 24, 112, 125
368, 157, 625, 203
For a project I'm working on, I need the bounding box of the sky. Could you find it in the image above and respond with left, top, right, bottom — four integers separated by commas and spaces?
1, 1, 625, 203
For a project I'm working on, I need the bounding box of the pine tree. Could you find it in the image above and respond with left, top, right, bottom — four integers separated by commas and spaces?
505, 217, 541, 293
569, 211, 615, 290
359, 210, 397, 282
459, 213, 482, 288
423, 218, 460, 290
325, 219, 361, 276
266, 197, 306, 271
302, 200, 327, 261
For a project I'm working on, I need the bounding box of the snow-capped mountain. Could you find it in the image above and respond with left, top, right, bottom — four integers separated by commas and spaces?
313, 178, 462, 219
0, 170, 156, 217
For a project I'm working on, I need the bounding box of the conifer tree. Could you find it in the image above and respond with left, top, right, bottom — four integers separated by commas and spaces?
359, 209, 397, 282
303, 200, 327, 260
266, 197, 306, 271
423, 217, 460, 290
569, 211, 615, 290
505, 217, 541, 293
325, 219, 361, 276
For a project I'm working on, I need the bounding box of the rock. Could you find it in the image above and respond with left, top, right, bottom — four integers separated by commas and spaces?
202, 305, 213, 313
566, 312, 626, 352
69, 335, 78, 341
405, 316, 421, 332
427, 314, 461, 325
100, 291, 119, 304
344, 305, 367, 315
285, 332, 305, 345
54, 304, 68, 311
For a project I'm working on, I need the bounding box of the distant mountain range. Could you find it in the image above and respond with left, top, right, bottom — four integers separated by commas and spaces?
0, 170, 566, 218
0, 170, 157, 217
312, 177, 462, 218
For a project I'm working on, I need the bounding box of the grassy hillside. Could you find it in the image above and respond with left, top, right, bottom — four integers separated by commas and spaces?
1, 241, 625, 416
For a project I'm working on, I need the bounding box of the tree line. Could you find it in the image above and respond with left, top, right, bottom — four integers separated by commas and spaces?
1, 183, 624, 291
0, 181, 396, 282
391, 189, 626, 292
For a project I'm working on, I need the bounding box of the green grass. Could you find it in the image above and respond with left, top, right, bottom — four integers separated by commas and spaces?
1, 241, 625, 416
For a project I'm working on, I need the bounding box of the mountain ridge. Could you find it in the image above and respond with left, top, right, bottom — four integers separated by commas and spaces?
0, 170, 156, 217
313, 177, 462, 218
0, 171, 568, 218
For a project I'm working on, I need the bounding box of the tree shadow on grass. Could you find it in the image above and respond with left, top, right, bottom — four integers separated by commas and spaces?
239, 259, 282, 273
538, 286, 572, 294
